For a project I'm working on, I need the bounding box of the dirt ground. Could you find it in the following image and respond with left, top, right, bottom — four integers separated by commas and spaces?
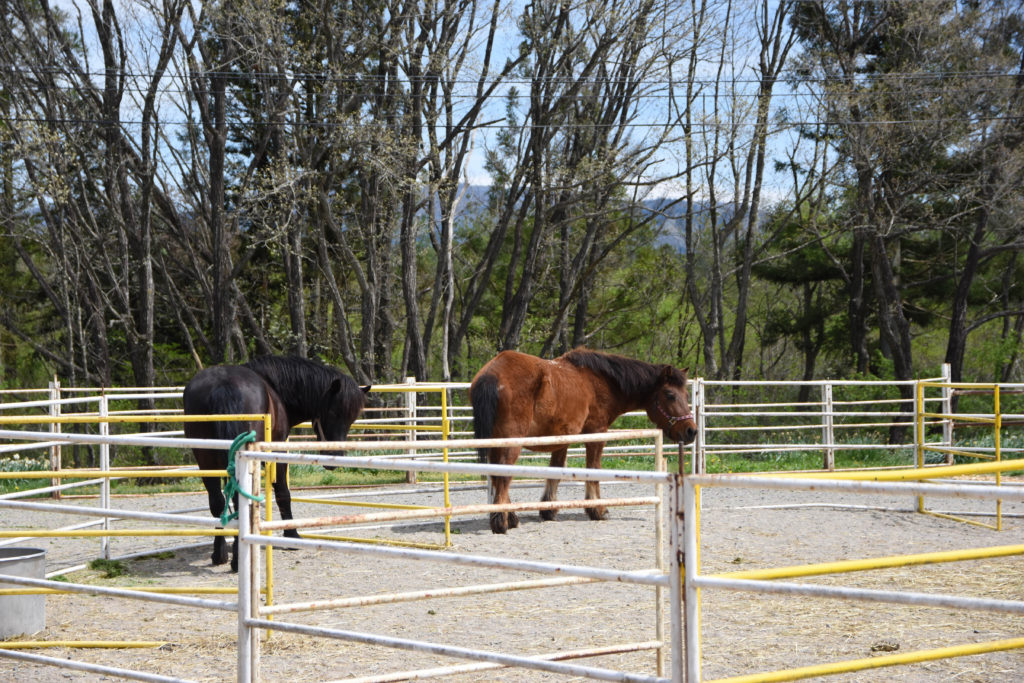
1, 476, 1023, 682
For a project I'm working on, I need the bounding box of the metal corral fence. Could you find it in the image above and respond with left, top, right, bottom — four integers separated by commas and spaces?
3, 376, 1024, 681
681, 460, 1024, 682
691, 367, 954, 474
0, 426, 675, 682
13, 367, 1024, 482
235, 431, 674, 682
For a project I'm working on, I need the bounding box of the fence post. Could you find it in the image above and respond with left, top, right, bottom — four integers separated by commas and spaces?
682, 476, 700, 683
405, 376, 417, 484
916, 381, 926, 512
822, 383, 835, 471
994, 385, 1002, 531
693, 378, 705, 475
237, 453, 260, 683
48, 376, 61, 499
941, 362, 954, 464
100, 391, 110, 559
667, 473, 685, 683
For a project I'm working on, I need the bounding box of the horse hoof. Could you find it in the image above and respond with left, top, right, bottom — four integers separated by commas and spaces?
508, 511, 519, 529
211, 550, 229, 566
283, 529, 301, 539
539, 509, 557, 522
489, 512, 508, 534
587, 506, 608, 521
230, 557, 238, 573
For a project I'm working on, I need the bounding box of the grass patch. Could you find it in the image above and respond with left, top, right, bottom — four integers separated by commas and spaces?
88, 558, 128, 578
132, 551, 175, 561
0, 454, 50, 496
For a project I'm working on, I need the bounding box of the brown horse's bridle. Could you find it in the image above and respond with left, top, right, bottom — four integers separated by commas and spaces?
653, 399, 694, 428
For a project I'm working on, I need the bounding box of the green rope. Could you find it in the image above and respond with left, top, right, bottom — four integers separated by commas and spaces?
221, 430, 264, 526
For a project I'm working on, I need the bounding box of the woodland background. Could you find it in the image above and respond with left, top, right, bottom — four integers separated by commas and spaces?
1, 0, 1023, 393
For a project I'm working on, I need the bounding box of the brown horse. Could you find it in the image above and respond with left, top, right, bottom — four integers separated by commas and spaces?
470, 348, 697, 534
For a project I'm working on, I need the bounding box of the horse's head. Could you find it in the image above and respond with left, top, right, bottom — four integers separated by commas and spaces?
313, 380, 372, 469
645, 366, 697, 445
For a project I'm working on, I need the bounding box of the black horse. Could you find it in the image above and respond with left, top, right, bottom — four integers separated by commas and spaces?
183, 355, 370, 571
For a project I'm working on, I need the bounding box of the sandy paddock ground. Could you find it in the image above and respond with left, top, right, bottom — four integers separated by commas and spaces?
1, 476, 1023, 682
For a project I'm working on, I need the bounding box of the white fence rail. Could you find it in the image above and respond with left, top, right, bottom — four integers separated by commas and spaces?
0, 427, 676, 682
11, 367, 1024, 481
3, 375, 1024, 681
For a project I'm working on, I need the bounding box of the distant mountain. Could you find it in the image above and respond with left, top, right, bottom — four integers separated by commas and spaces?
440, 185, 734, 254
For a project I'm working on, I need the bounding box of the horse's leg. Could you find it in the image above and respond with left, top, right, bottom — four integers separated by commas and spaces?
229, 491, 240, 573
488, 446, 520, 534
270, 462, 300, 539
539, 446, 568, 522
584, 442, 607, 520
200, 473, 230, 566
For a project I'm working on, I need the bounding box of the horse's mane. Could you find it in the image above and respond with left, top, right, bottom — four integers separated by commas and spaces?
245, 355, 362, 413
561, 348, 686, 398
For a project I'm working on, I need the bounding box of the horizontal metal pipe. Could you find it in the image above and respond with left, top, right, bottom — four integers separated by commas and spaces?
261, 576, 599, 615
292, 533, 444, 550
716, 544, 1024, 581
287, 497, 431, 511
0, 469, 224, 480
702, 411, 916, 420
246, 618, 666, 683
0, 498, 227, 527
0, 440, 61, 454
705, 637, 1024, 683
339, 641, 664, 683
919, 508, 999, 529
693, 576, 1024, 615
0, 586, 234, 596
0, 573, 237, 612
0, 518, 102, 549
700, 378, 942, 387
689, 464, 1024, 501
259, 428, 664, 453
0, 641, 166, 649
0, 529, 236, 538
242, 534, 669, 587
57, 387, 183, 394
240, 451, 672, 484
0, 395, 103, 410
0, 428, 238, 451
259, 496, 660, 531
0, 430, 671, 486
0, 649, 189, 683
0, 413, 266, 425
366, 383, 471, 391
699, 444, 916, 454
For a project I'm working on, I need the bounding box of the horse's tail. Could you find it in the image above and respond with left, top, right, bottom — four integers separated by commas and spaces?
470, 373, 499, 463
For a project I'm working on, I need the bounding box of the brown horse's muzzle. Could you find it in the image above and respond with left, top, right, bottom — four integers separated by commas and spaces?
669, 416, 697, 445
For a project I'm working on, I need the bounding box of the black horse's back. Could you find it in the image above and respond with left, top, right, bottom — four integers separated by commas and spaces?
242, 355, 367, 432
183, 365, 267, 449
470, 372, 500, 463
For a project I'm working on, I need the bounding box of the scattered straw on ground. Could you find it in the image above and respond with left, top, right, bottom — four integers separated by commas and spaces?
2, 479, 1023, 681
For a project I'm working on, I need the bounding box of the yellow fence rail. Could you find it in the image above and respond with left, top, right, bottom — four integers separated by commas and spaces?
916, 381, 1004, 530
685, 459, 1024, 682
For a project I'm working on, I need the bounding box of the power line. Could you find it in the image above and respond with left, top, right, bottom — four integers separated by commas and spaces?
0, 113, 1020, 130
1, 81, 1021, 108
2, 63, 1021, 88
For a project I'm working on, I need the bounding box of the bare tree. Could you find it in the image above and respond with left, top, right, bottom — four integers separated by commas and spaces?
678, 0, 795, 380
